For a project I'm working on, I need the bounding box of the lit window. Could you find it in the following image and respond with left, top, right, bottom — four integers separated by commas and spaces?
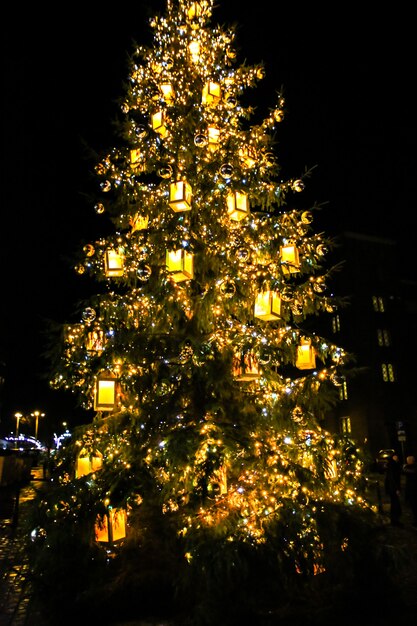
338, 380, 348, 400
340, 416, 351, 434
372, 295, 385, 312
377, 329, 391, 347
381, 363, 395, 382
332, 315, 341, 333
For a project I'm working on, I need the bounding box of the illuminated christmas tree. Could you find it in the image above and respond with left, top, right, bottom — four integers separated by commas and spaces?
30, 1, 377, 623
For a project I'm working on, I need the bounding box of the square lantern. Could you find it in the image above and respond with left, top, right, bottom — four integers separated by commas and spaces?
160, 82, 174, 103
254, 291, 282, 321
86, 328, 106, 354
94, 377, 117, 411
169, 180, 192, 212
75, 449, 103, 478
104, 249, 124, 277
280, 243, 300, 274
207, 126, 220, 151
239, 146, 257, 168
233, 350, 260, 381
202, 81, 221, 106
129, 149, 143, 170
166, 249, 194, 282
130, 213, 149, 232
227, 191, 249, 221
296, 338, 316, 370
95, 507, 126, 544
151, 110, 168, 137
188, 40, 200, 61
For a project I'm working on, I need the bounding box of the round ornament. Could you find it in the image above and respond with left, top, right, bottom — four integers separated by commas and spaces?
83, 244, 95, 257
157, 165, 173, 179
292, 179, 305, 192
137, 264, 152, 281
220, 164, 233, 179
100, 181, 111, 192
82, 308, 96, 323
194, 133, 207, 147
236, 247, 250, 262
220, 280, 236, 297
94, 203, 105, 214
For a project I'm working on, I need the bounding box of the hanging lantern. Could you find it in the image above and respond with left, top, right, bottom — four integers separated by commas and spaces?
254, 291, 282, 321
233, 350, 260, 381
95, 506, 126, 544
104, 249, 125, 277
151, 110, 168, 137
130, 213, 149, 232
166, 249, 194, 282
129, 149, 143, 170
75, 449, 103, 478
296, 338, 316, 370
239, 146, 257, 168
160, 82, 174, 103
227, 191, 249, 221
94, 376, 117, 411
280, 243, 300, 274
169, 180, 192, 212
207, 126, 220, 151
86, 328, 106, 354
188, 2, 204, 20
188, 40, 200, 61
202, 81, 221, 105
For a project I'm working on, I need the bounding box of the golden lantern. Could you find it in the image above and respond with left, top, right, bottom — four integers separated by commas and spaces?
227, 191, 249, 221
188, 40, 200, 60
296, 338, 316, 370
86, 328, 106, 354
280, 243, 300, 274
75, 449, 103, 478
207, 126, 220, 151
169, 180, 192, 212
160, 82, 174, 103
151, 110, 168, 137
239, 146, 257, 168
129, 149, 143, 170
104, 249, 125, 277
130, 213, 149, 232
202, 81, 221, 105
254, 291, 282, 321
233, 350, 260, 381
188, 2, 204, 20
94, 376, 117, 411
95, 506, 126, 544
166, 249, 194, 282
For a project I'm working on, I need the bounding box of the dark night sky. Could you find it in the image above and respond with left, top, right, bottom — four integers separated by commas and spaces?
1, 1, 415, 436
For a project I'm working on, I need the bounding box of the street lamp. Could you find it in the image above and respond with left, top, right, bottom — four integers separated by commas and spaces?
31, 410, 45, 440
14, 412, 23, 437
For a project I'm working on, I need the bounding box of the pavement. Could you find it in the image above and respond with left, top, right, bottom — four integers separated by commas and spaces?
1, 468, 417, 625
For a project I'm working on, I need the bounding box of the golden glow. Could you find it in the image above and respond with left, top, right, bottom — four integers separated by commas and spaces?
95, 508, 127, 543
227, 191, 249, 221
104, 249, 124, 277
254, 291, 282, 321
169, 180, 192, 212
296, 338, 316, 370
202, 81, 221, 105
94, 377, 117, 411
151, 110, 168, 137
280, 243, 300, 274
166, 249, 194, 282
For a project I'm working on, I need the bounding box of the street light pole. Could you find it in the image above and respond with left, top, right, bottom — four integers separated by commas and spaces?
31, 411, 45, 441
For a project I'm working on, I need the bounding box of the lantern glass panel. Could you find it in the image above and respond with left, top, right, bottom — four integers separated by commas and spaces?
296, 340, 316, 370
233, 350, 260, 381
227, 191, 249, 221
95, 508, 126, 543
280, 244, 300, 273
166, 249, 194, 282
152, 110, 167, 137
169, 180, 192, 211
160, 83, 174, 103
105, 250, 124, 277
94, 378, 116, 411
202, 81, 221, 105
254, 291, 281, 321
207, 126, 220, 150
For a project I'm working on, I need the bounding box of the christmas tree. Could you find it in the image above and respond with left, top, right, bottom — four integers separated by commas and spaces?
29, 1, 377, 623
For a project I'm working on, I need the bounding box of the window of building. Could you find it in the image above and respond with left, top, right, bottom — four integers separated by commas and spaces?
331, 315, 341, 333
381, 363, 395, 382
338, 380, 348, 401
377, 329, 391, 347
340, 416, 351, 435
372, 296, 385, 312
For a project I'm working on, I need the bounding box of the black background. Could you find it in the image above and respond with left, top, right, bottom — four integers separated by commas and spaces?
1, 1, 415, 436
